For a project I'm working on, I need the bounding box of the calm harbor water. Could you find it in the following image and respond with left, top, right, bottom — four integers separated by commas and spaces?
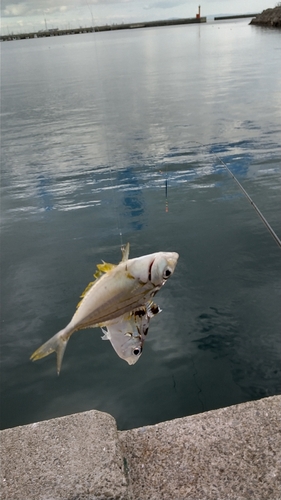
1, 20, 281, 430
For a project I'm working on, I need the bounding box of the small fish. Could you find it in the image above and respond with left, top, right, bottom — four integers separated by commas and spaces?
101, 301, 161, 365
30, 244, 179, 374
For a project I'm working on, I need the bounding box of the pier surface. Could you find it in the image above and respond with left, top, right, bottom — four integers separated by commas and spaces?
1, 395, 280, 499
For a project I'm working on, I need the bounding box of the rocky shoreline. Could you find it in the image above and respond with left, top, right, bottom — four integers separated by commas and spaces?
250, 6, 281, 27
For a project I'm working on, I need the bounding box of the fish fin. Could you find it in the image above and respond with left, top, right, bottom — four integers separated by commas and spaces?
121, 243, 130, 262
77, 262, 111, 309
77, 246, 128, 310
79, 281, 95, 297
96, 262, 116, 273
76, 280, 96, 309
76, 299, 82, 309
93, 269, 103, 280
146, 301, 162, 317
101, 328, 109, 340
76, 258, 117, 310
30, 329, 70, 375
126, 272, 136, 280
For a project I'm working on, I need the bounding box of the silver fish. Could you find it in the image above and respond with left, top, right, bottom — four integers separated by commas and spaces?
30, 243, 179, 374
101, 302, 161, 365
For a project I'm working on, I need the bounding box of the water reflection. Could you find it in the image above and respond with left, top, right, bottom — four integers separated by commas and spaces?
209, 143, 252, 177
36, 174, 54, 212
118, 167, 145, 231
193, 307, 237, 359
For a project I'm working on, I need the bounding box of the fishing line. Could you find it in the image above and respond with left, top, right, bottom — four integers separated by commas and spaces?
188, 140, 281, 250
215, 154, 281, 250
165, 178, 168, 213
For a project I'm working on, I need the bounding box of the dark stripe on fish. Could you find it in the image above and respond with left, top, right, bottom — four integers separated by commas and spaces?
148, 259, 154, 282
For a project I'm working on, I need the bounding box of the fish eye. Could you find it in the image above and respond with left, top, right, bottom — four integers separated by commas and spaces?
163, 267, 172, 279
133, 347, 142, 356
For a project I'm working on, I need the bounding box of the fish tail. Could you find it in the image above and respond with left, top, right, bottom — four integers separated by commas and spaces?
30, 327, 72, 375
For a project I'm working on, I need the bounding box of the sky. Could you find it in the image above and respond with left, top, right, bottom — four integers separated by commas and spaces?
0, 0, 276, 35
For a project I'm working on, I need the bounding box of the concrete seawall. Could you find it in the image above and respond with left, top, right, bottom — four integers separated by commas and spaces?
1, 395, 280, 499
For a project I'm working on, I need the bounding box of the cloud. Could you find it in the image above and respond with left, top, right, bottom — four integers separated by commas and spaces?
3, 4, 27, 17
1, 0, 131, 18
2, 1, 78, 17
144, 0, 186, 9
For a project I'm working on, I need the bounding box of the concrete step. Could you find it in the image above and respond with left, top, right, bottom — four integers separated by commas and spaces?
120, 395, 281, 499
1, 395, 280, 499
1, 410, 128, 500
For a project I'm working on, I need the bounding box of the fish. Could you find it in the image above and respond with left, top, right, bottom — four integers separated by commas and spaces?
101, 301, 161, 365
30, 243, 179, 374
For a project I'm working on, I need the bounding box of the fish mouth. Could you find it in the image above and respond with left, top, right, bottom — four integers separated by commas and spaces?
126, 355, 141, 365
167, 253, 179, 270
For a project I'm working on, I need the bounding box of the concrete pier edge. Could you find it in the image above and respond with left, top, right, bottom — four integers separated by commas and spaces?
1, 395, 280, 499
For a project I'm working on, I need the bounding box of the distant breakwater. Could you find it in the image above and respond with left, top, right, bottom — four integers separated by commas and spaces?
1, 17, 206, 42
1, 13, 265, 42
214, 13, 259, 21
